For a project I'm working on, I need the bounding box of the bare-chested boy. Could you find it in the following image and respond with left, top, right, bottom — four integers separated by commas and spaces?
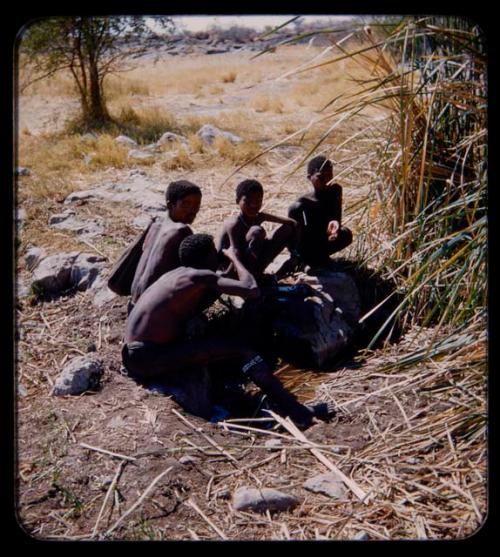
123, 233, 314, 427
288, 155, 353, 267
130, 180, 202, 309
218, 179, 299, 279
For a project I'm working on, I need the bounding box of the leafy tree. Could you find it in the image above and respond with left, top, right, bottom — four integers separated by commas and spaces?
18, 16, 173, 129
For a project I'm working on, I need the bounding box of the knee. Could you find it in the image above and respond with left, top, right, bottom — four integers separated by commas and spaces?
246, 225, 266, 244
339, 227, 353, 247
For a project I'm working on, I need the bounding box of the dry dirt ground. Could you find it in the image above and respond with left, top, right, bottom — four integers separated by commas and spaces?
15, 46, 487, 541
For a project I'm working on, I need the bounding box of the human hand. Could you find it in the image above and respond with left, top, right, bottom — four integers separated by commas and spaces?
327, 220, 339, 241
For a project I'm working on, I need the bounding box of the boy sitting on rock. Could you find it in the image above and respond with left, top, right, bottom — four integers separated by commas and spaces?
218, 179, 300, 281
130, 180, 202, 310
288, 155, 353, 268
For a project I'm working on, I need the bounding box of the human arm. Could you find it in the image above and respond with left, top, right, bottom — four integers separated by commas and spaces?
193, 253, 260, 299
257, 211, 298, 228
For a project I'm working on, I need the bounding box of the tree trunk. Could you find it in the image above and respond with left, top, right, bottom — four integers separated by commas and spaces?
84, 60, 110, 126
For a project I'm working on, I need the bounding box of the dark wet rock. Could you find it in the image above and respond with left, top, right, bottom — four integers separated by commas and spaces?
52, 355, 104, 396
265, 271, 361, 367
232, 487, 300, 513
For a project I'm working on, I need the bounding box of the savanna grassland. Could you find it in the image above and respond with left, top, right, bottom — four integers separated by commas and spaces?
15, 28, 487, 542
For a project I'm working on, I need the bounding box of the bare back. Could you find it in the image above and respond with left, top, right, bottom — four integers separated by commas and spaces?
131, 218, 192, 303
126, 267, 213, 344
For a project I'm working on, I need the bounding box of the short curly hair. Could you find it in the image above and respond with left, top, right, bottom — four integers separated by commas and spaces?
179, 233, 215, 267
235, 179, 263, 203
307, 155, 332, 177
166, 180, 202, 205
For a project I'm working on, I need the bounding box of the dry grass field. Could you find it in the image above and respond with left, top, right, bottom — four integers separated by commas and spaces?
15, 41, 487, 541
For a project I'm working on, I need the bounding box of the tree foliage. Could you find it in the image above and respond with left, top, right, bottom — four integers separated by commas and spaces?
19, 16, 173, 129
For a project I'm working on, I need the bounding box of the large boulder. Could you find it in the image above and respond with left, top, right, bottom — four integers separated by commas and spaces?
31, 252, 106, 296
48, 210, 105, 238
258, 271, 361, 368
53, 355, 104, 396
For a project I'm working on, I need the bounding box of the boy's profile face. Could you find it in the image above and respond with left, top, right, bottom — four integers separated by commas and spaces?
309, 162, 333, 191
168, 193, 201, 224
238, 190, 263, 219
201, 243, 219, 271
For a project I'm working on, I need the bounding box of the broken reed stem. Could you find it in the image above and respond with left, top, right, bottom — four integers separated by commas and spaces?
185, 498, 228, 540
79, 442, 137, 462
104, 466, 174, 537
91, 460, 127, 538
267, 410, 369, 503
172, 408, 239, 466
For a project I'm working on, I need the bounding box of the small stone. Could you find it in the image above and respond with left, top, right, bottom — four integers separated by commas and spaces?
52, 356, 104, 396
115, 135, 138, 147
264, 439, 283, 450
128, 149, 154, 161
353, 531, 369, 541
232, 487, 300, 513
157, 131, 189, 145
179, 455, 199, 465
303, 472, 347, 499
16, 167, 31, 176
197, 124, 242, 145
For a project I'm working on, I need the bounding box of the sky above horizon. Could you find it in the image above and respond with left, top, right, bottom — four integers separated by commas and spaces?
170, 15, 357, 32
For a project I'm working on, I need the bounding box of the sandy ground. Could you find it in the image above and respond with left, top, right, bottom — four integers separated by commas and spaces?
15, 46, 486, 541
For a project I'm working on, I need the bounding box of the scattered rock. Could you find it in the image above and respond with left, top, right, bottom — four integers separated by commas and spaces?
303, 472, 347, 500
18, 384, 28, 397
15, 167, 31, 176
52, 355, 104, 396
48, 209, 76, 225
197, 124, 242, 145
128, 149, 155, 161
64, 176, 165, 212
353, 531, 370, 541
91, 279, 117, 307
70, 254, 107, 290
81, 132, 98, 141
64, 190, 98, 204
115, 135, 138, 147
31, 252, 106, 295
15, 208, 27, 229
264, 439, 283, 450
48, 210, 105, 238
24, 246, 46, 272
157, 131, 189, 145
232, 487, 300, 513
179, 455, 199, 465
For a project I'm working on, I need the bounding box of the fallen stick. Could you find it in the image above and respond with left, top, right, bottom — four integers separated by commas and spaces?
266, 410, 369, 503
91, 460, 127, 538
79, 442, 137, 462
185, 498, 228, 540
104, 466, 174, 537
